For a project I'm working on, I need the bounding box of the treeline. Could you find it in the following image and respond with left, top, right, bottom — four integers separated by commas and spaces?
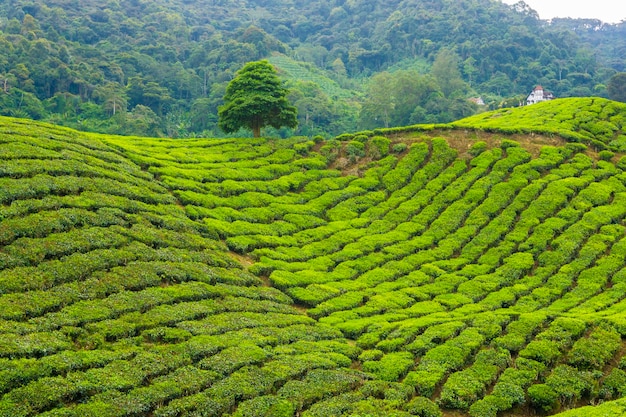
0, 0, 624, 137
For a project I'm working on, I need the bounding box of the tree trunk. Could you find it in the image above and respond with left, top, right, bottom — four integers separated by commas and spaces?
252, 116, 261, 137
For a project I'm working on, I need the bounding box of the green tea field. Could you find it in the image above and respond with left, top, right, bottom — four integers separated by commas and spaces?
1, 98, 626, 417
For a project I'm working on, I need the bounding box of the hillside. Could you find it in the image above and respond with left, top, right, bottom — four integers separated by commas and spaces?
1, 99, 626, 417
451, 98, 626, 152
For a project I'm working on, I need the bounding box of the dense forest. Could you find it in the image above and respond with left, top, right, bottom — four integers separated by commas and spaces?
0, 0, 624, 137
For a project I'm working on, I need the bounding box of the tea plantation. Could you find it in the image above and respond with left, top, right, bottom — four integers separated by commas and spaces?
1, 98, 626, 417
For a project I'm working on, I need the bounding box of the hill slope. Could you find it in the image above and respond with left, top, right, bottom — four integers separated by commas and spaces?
2, 100, 626, 416
452, 98, 626, 152
0, 119, 357, 416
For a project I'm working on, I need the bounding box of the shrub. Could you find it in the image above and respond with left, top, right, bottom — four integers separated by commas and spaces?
565, 142, 588, 153
303, 392, 363, 416
519, 339, 562, 365
319, 140, 341, 162
545, 365, 595, 406
278, 369, 363, 410
346, 141, 366, 158
439, 369, 492, 409
500, 139, 520, 149
599, 150, 615, 161
599, 368, 626, 400
198, 344, 269, 375
392, 143, 408, 154
567, 326, 621, 370
294, 141, 314, 155
490, 381, 526, 408
438, 349, 508, 410
362, 352, 414, 382
468, 396, 501, 417
369, 136, 391, 159
528, 384, 559, 412
142, 327, 192, 343
335, 133, 355, 141
359, 349, 384, 362
404, 370, 444, 397
469, 141, 488, 156
232, 396, 297, 417
404, 396, 442, 417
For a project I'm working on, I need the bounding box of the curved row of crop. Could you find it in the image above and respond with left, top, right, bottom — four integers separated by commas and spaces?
104, 124, 626, 417
2, 102, 626, 417
0, 119, 365, 417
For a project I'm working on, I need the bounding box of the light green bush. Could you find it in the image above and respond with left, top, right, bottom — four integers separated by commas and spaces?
362, 352, 414, 382
369, 136, 391, 159
346, 140, 366, 158
404, 396, 442, 417
469, 141, 488, 156
528, 384, 559, 412
392, 143, 408, 154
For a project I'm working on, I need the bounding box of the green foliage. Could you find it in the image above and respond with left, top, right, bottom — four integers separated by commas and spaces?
600, 368, 626, 400
567, 326, 621, 369
404, 397, 442, 417
346, 140, 366, 158
362, 352, 414, 382
439, 349, 510, 409
528, 384, 559, 412
392, 143, 407, 154
469, 141, 487, 156
218, 60, 298, 137
453, 98, 626, 152
607, 72, 626, 102
369, 136, 391, 159
4, 113, 626, 417
359, 67, 474, 129
599, 150, 615, 161
0, 0, 623, 139
231, 396, 296, 417
500, 139, 520, 149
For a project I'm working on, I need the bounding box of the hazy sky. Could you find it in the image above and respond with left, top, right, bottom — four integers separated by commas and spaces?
501, 0, 626, 24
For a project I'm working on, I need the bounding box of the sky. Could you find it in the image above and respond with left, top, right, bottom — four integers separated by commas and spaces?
501, 0, 626, 24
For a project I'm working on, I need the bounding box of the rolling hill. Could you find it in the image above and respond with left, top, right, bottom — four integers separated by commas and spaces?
1, 98, 626, 417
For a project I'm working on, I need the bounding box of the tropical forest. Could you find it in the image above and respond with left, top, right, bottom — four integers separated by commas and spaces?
0, 0, 625, 137
1, 1, 626, 417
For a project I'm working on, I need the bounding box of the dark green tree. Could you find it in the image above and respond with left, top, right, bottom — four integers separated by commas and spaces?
607, 73, 626, 103
218, 60, 297, 137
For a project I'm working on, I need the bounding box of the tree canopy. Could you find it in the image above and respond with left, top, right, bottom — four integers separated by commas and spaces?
608, 73, 626, 103
0, 0, 625, 137
218, 60, 297, 137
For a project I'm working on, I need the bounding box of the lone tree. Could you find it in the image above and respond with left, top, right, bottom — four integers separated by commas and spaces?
218, 60, 297, 137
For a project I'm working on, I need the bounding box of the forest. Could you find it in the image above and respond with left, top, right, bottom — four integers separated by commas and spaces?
0, 0, 625, 138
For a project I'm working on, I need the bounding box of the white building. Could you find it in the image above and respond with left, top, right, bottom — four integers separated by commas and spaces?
468, 97, 485, 106
526, 85, 555, 105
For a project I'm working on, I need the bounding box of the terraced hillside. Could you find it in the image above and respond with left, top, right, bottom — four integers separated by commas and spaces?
1, 98, 626, 417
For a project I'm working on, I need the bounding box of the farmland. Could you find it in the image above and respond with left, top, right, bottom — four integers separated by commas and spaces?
1, 97, 626, 417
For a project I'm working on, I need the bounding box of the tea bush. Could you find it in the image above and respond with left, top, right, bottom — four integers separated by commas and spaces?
3, 106, 626, 417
